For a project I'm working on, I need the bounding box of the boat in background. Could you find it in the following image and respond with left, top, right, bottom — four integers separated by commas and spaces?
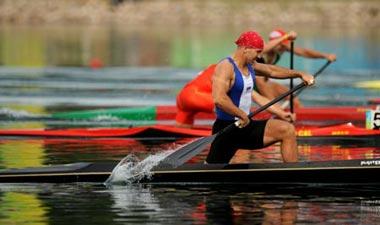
51, 105, 375, 124
369, 98, 380, 105
0, 123, 379, 139
355, 80, 380, 89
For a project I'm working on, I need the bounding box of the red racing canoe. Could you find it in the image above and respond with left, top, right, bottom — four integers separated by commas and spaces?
369, 98, 380, 105
0, 123, 379, 138
51, 105, 376, 123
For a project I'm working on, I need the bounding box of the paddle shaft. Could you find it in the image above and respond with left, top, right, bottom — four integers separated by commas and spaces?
290, 41, 294, 113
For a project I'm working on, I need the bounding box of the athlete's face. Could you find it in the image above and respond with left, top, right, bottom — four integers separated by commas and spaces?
244, 47, 262, 63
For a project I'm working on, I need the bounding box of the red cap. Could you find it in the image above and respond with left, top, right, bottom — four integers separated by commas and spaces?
235, 31, 264, 50
269, 28, 289, 44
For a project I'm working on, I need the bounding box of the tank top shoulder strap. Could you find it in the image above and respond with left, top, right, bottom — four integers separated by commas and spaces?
226, 57, 256, 83
247, 63, 256, 83
226, 57, 242, 78
226, 57, 237, 69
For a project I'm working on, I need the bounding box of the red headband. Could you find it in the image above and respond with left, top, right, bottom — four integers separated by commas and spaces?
235, 31, 264, 50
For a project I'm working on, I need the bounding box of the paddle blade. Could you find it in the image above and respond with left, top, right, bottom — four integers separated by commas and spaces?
157, 134, 217, 168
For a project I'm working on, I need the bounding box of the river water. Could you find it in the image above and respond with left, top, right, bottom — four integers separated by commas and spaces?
0, 25, 380, 224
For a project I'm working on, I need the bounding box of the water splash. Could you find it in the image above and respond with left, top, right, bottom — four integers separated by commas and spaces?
104, 150, 174, 185
92, 115, 122, 122
91, 116, 157, 126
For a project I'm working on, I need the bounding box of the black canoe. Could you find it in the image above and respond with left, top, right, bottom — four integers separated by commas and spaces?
1, 158, 380, 184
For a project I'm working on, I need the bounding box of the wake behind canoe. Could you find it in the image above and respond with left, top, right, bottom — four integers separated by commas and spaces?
1, 158, 380, 184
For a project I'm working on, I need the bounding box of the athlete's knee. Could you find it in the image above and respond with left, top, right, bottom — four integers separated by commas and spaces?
278, 122, 296, 138
286, 123, 296, 136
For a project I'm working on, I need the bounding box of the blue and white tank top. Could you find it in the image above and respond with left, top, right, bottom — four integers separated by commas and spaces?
215, 57, 256, 121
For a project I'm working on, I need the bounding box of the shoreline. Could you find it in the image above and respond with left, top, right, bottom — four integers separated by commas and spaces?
0, 0, 379, 28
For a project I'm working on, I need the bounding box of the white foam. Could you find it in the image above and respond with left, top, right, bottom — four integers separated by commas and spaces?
92, 115, 122, 122
104, 150, 174, 185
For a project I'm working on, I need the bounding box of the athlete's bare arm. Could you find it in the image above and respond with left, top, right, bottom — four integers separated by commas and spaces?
283, 45, 337, 62
253, 62, 315, 85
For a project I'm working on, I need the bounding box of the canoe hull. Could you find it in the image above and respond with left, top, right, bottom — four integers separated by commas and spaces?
1, 159, 380, 185
150, 167, 380, 184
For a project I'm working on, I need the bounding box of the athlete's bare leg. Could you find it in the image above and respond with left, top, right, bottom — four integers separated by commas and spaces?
262, 118, 298, 162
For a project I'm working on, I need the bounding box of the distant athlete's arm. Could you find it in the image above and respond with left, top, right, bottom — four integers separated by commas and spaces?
263, 31, 297, 53
285, 45, 336, 62
255, 77, 277, 100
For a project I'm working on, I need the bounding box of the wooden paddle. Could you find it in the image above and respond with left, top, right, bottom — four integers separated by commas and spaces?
158, 76, 315, 169
281, 60, 331, 109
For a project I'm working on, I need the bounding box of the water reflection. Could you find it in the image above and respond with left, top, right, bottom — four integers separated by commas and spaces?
227, 144, 380, 164
1, 26, 380, 71
0, 183, 379, 224
106, 184, 380, 224
0, 139, 46, 169
0, 183, 124, 225
0, 191, 48, 224
0, 137, 187, 168
0, 136, 379, 168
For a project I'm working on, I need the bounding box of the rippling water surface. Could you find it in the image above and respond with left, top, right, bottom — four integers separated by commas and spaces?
1, 183, 380, 224
0, 25, 379, 224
